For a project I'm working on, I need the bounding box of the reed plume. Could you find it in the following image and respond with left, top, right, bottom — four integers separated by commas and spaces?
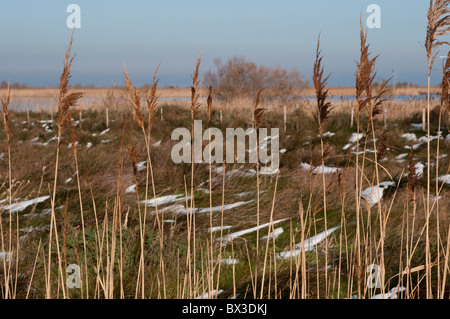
426, 0, 450, 75
313, 34, 333, 132
1, 85, 10, 142
123, 66, 145, 130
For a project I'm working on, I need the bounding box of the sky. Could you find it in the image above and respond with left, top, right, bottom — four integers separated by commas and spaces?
0, 0, 448, 88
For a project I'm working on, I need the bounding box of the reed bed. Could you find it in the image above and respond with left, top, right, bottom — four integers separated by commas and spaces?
0, 1, 449, 299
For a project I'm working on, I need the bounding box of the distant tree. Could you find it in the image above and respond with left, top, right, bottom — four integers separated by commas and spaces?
207, 56, 307, 100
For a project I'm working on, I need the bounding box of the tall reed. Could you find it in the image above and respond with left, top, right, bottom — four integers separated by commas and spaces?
425, 0, 450, 298
47, 31, 83, 299
1, 83, 13, 298
313, 34, 333, 298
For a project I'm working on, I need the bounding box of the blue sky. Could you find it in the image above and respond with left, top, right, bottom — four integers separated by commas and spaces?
0, 0, 448, 87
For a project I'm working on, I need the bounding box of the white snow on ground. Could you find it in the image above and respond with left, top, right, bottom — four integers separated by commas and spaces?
86, 142, 92, 148
211, 257, 240, 265
37, 135, 58, 146
352, 149, 376, 155
435, 175, 450, 185
430, 195, 443, 204
30, 137, 39, 142
403, 132, 443, 150
260, 227, 284, 241
360, 181, 396, 207
445, 134, 450, 144
401, 133, 417, 142
280, 149, 287, 154
152, 140, 161, 147
348, 133, 366, 143
0, 252, 11, 261
410, 123, 423, 129
0, 195, 50, 213
402, 162, 425, 179
19, 225, 51, 240
219, 218, 290, 245
163, 220, 176, 223
42, 122, 53, 132
371, 287, 406, 299
195, 290, 223, 299
64, 177, 72, 184
318, 132, 335, 138
101, 139, 114, 144
154, 200, 254, 215
404, 144, 422, 150
232, 190, 265, 198
22, 205, 64, 219
394, 153, 408, 162
277, 226, 341, 259
414, 162, 425, 177
343, 144, 352, 150
259, 166, 279, 175
300, 163, 342, 174
136, 161, 146, 172
208, 226, 232, 233
418, 132, 443, 143
141, 194, 188, 207
99, 128, 110, 136
68, 141, 79, 149
125, 184, 136, 194
159, 204, 186, 215
233, 191, 253, 198
195, 200, 255, 213
248, 135, 279, 153
213, 166, 255, 178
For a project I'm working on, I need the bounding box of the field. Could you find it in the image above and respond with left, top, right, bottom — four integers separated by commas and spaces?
1, 1, 450, 301
0, 89, 449, 299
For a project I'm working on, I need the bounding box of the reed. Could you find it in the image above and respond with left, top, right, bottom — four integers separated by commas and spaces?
425, 0, 450, 298
1, 83, 13, 298
46, 31, 83, 299
313, 34, 333, 298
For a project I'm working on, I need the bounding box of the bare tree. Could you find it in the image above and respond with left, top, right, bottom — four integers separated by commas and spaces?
208, 56, 307, 100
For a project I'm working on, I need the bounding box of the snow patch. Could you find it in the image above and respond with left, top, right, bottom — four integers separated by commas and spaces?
220, 218, 289, 245
371, 287, 406, 299
125, 184, 136, 194
277, 226, 340, 259
0, 195, 50, 213
141, 194, 188, 207
360, 181, 396, 207
349, 133, 365, 143
260, 227, 284, 241
99, 128, 110, 136
435, 175, 450, 185
208, 226, 232, 233
300, 163, 342, 174
195, 290, 223, 299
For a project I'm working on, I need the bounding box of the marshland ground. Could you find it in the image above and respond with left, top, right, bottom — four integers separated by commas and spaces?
0, 87, 449, 299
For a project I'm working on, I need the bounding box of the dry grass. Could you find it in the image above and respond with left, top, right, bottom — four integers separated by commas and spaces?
0, 3, 450, 300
